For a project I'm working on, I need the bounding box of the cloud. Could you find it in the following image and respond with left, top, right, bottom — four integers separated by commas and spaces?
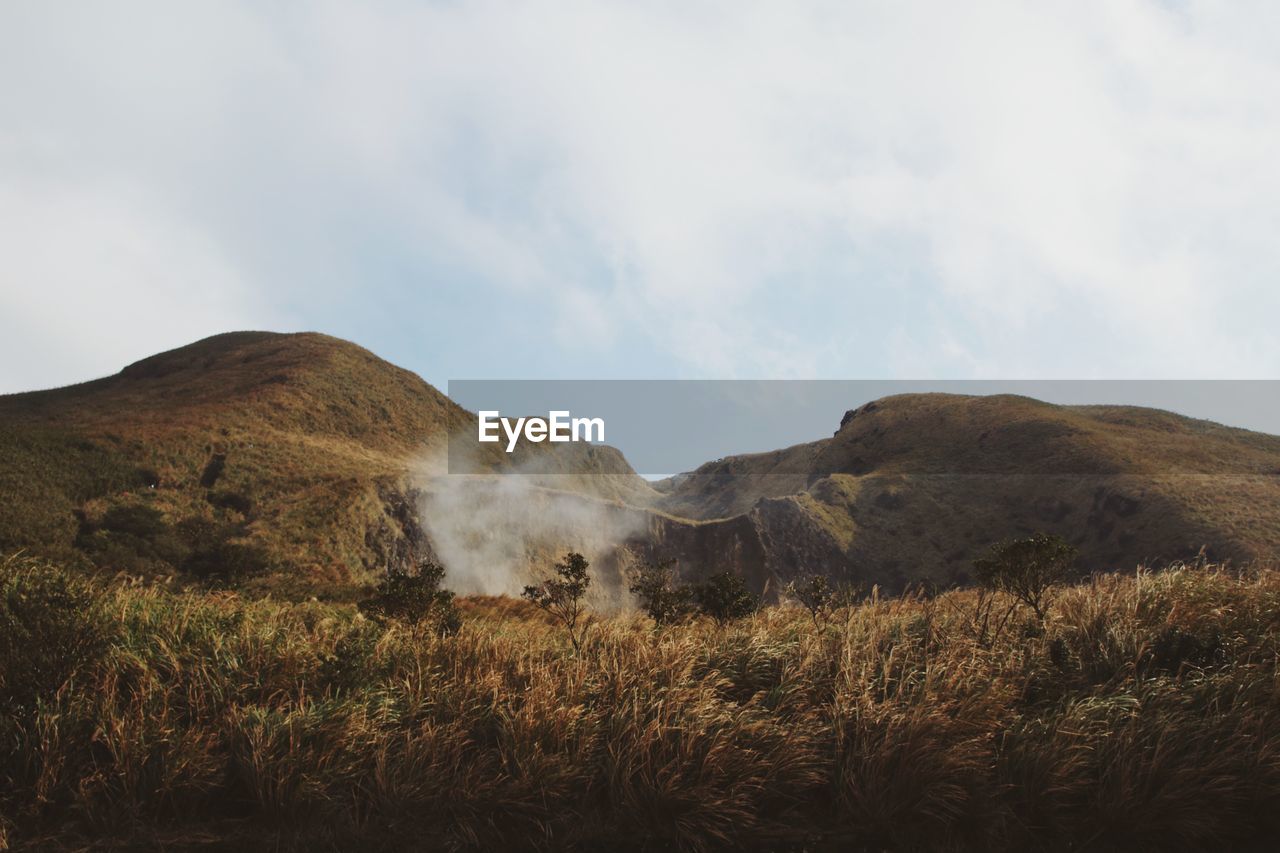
0, 178, 282, 392
3, 0, 1279, 388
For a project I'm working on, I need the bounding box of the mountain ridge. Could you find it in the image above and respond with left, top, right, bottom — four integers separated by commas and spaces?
646, 392, 1280, 592
2, 331, 1277, 599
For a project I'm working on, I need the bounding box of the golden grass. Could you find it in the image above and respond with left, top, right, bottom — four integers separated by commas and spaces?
4, 554, 1280, 850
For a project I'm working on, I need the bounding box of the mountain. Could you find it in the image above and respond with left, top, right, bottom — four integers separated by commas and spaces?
2, 332, 1277, 599
644, 393, 1280, 592
0, 331, 652, 597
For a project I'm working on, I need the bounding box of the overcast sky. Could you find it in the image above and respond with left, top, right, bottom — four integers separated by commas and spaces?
3, 1, 1280, 395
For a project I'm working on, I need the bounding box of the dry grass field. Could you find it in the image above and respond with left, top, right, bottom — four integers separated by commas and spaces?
4, 552, 1280, 851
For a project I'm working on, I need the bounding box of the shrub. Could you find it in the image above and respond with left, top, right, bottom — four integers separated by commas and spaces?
1140, 624, 1226, 676
206, 489, 254, 515
0, 554, 112, 716
76, 502, 192, 572
185, 539, 274, 581
198, 452, 226, 488
786, 573, 833, 626
359, 560, 460, 636
692, 572, 758, 625
99, 504, 168, 539
973, 533, 1078, 620
172, 515, 273, 581
319, 619, 387, 692
629, 558, 694, 626
523, 551, 592, 650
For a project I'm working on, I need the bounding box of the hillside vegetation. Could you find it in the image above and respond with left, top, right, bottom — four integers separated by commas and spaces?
2, 331, 1278, 601
0, 332, 469, 596
652, 394, 1280, 592
0, 333, 653, 598
4, 553, 1280, 850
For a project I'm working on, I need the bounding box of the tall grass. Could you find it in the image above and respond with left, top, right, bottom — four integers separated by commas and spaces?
3, 553, 1280, 850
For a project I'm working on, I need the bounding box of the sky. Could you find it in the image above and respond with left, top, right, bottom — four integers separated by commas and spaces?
3, 1, 1280, 396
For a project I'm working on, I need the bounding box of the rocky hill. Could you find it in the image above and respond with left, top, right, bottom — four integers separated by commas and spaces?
0, 332, 652, 597
2, 333, 1277, 600
647, 393, 1280, 593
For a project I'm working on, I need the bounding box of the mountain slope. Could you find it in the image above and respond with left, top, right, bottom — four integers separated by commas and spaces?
649, 393, 1280, 593
3, 334, 1277, 600
0, 333, 461, 595
0, 331, 653, 597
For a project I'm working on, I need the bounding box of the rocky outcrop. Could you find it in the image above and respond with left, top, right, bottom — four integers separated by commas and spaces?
364, 480, 437, 576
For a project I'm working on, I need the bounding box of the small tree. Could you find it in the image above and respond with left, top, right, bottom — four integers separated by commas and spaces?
972, 533, 1078, 621
629, 558, 694, 626
523, 551, 593, 651
360, 560, 461, 636
786, 573, 833, 626
692, 572, 758, 626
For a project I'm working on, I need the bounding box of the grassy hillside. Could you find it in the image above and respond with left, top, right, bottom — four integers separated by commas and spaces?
653, 394, 1280, 592
0, 332, 655, 598
3, 333, 1277, 601
0, 332, 472, 596
4, 552, 1280, 850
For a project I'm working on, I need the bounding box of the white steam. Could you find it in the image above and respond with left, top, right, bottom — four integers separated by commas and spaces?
411, 447, 651, 605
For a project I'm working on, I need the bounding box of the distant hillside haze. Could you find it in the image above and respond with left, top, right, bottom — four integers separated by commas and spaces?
1, 331, 1277, 599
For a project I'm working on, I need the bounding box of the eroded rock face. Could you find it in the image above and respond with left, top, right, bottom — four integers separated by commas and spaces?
620, 500, 848, 603
634, 513, 766, 587
365, 481, 437, 576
